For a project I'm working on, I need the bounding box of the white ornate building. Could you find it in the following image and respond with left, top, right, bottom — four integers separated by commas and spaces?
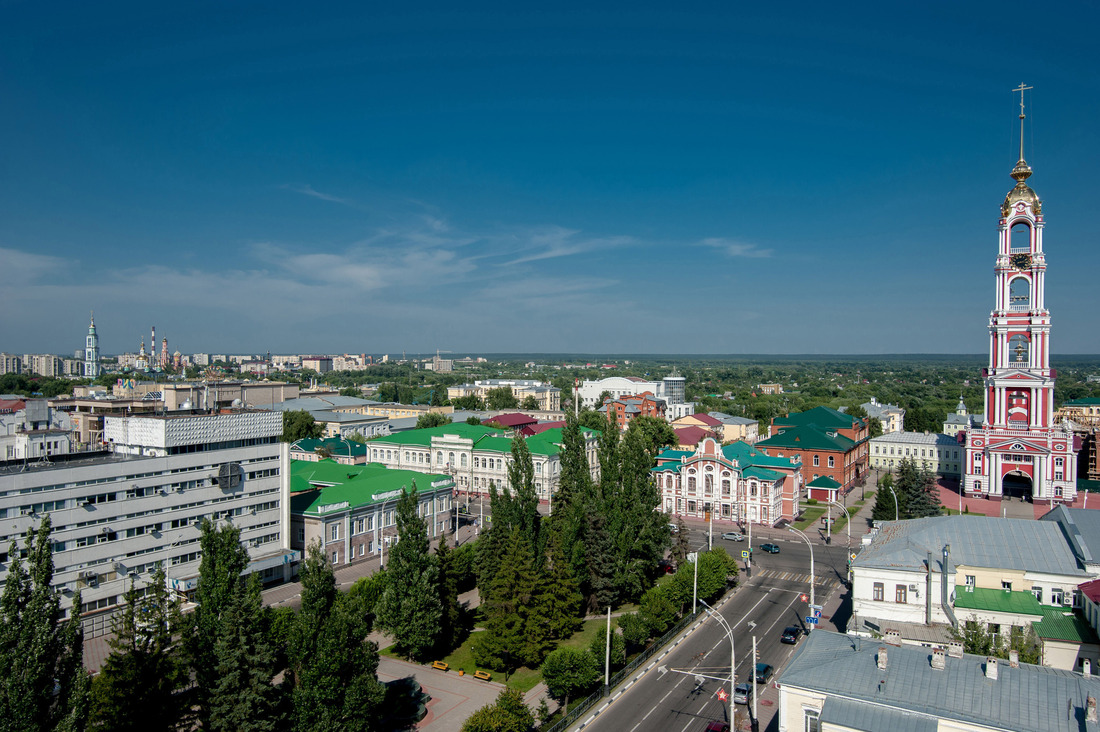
962, 105, 1077, 503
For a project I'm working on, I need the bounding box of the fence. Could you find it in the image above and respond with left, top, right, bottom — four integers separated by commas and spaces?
540, 593, 724, 732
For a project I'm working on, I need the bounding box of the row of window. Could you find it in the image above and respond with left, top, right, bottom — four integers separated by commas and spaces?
873, 446, 960, 459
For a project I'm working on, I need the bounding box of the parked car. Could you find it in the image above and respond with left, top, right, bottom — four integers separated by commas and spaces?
669, 522, 680, 533
733, 682, 753, 704
754, 663, 774, 684
760, 543, 781, 554
705, 723, 730, 732
721, 531, 745, 542
781, 625, 803, 644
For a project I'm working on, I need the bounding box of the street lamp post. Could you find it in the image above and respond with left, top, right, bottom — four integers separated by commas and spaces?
698, 599, 736, 721
890, 485, 899, 521
827, 500, 852, 583
692, 543, 708, 615
787, 526, 815, 631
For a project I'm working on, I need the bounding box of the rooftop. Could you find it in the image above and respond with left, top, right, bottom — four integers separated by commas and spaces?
1042, 506, 1100, 568
871, 431, 960, 446
290, 459, 453, 516
756, 424, 856, 452
778, 629, 1100, 732
853, 515, 1087, 577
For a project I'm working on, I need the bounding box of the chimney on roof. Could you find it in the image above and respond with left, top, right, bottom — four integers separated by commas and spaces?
1088, 697, 1098, 723
877, 647, 888, 670
947, 641, 964, 658
1085, 659, 1092, 677
1009, 649, 1020, 668
931, 647, 946, 670
985, 657, 998, 680
884, 629, 902, 647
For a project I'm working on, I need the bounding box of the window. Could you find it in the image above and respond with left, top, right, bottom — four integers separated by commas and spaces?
1032, 586, 1042, 601
461, 454, 467, 467
895, 585, 907, 603
330, 524, 339, 541
1052, 588, 1066, 605
966, 575, 976, 590
873, 583, 884, 601
332, 551, 338, 565
687, 500, 696, 513
1001, 580, 1012, 592
721, 479, 731, 496
297, 527, 305, 543
804, 708, 821, 732
437, 451, 444, 464
828, 456, 835, 468
812, 455, 819, 467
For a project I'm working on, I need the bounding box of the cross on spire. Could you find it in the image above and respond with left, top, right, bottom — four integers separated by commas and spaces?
1014, 83, 1033, 161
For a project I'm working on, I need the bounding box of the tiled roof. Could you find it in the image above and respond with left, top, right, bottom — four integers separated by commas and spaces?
756, 424, 855, 452
778, 629, 1100, 732
674, 425, 709, 446
483, 413, 538, 428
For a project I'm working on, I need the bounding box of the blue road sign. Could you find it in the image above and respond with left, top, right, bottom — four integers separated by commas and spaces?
805, 616, 819, 625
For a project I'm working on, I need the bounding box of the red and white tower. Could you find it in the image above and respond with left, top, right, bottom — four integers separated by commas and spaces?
964, 87, 1077, 503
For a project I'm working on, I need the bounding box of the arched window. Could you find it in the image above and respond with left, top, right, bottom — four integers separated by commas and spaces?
461, 454, 467, 467
704, 475, 713, 496
1009, 334, 1030, 364
1009, 277, 1030, 310
437, 451, 443, 464
1010, 222, 1030, 251
448, 451, 455, 466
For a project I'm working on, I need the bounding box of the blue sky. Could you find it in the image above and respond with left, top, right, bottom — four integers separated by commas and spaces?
2, 1, 1098, 356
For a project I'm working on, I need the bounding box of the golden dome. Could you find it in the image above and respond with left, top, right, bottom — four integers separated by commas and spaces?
1002, 157, 1042, 216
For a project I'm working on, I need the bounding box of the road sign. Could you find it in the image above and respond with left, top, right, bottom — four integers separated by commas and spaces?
813, 609, 822, 618
850, 553, 857, 561
717, 688, 729, 702
809, 604, 822, 611
799, 594, 808, 603
741, 550, 750, 559
805, 616, 819, 625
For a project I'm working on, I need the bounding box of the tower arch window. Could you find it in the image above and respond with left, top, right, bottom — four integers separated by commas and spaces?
1010, 222, 1031, 252
1008, 334, 1030, 364
1009, 277, 1030, 311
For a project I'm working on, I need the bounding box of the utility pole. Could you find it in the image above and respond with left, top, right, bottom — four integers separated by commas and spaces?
604, 606, 611, 693
752, 634, 758, 731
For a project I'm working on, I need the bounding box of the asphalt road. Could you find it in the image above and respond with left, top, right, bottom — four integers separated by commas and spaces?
577, 531, 851, 732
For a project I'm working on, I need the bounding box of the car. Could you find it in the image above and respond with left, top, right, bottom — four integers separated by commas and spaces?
705, 723, 731, 732
754, 662, 774, 684
781, 625, 803, 644
721, 531, 745, 542
760, 543, 781, 554
733, 682, 752, 704
669, 523, 680, 533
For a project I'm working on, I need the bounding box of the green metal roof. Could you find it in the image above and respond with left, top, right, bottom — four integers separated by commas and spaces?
953, 586, 1042, 617
364, 423, 592, 457
290, 459, 453, 517
289, 437, 368, 457
773, 406, 861, 431
1033, 607, 1100, 644
368, 423, 502, 447
651, 440, 798, 479
807, 475, 842, 489
756, 424, 856, 452
742, 466, 784, 481
1064, 398, 1100, 406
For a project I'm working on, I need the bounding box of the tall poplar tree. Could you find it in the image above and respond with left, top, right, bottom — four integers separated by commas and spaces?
375, 482, 442, 660
0, 516, 90, 732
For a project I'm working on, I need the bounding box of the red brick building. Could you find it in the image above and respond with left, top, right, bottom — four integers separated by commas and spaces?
598, 392, 666, 431
756, 406, 869, 490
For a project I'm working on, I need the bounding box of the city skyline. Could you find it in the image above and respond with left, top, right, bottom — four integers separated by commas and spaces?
2, 2, 1099, 355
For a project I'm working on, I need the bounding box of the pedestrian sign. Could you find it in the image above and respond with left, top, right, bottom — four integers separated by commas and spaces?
741, 550, 750, 559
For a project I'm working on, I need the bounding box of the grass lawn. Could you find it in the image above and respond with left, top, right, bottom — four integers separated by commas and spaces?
383, 617, 614, 695
793, 506, 826, 530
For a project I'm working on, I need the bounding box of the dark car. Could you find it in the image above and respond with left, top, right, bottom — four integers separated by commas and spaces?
754, 662, 774, 684
781, 625, 803, 644
760, 543, 781, 554
705, 723, 731, 732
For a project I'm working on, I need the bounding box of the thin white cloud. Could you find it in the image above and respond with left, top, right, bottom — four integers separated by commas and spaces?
700, 237, 774, 258
282, 183, 347, 204
0, 247, 69, 280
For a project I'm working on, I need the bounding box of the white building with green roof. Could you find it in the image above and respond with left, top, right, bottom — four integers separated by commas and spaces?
290, 459, 453, 567
652, 437, 802, 526
362, 422, 599, 502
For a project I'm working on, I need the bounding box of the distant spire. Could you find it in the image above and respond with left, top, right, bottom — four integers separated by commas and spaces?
1013, 82, 1033, 163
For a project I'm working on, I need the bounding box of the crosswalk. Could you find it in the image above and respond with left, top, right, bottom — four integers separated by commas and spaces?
754, 568, 839, 589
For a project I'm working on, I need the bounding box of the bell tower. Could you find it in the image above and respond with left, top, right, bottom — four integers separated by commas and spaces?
84, 312, 100, 378
964, 85, 1077, 504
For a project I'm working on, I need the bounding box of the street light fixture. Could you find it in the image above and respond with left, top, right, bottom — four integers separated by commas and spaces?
827, 500, 852, 583
698, 598, 736, 720
692, 542, 709, 615
889, 485, 899, 521
787, 526, 815, 632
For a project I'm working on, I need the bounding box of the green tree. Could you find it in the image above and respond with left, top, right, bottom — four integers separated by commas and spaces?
452, 395, 485, 410
625, 415, 677, 457
638, 585, 677, 636
435, 533, 463, 654
185, 518, 251, 730
0, 517, 90, 732
473, 531, 545, 672
290, 543, 385, 732
520, 395, 540, 410
282, 410, 323, 442
540, 648, 599, 714
375, 483, 442, 660
346, 570, 388, 631
582, 513, 617, 613
895, 458, 941, 518
617, 612, 650, 649
871, 473, 901, 521
90, 565, 185, 731
506, 435, 542, 561
209, 575, 281, 732
670, 517, 689, 568
537, 537, 583, 641
588, 626, 625, 670
339, 386, 361, 398
460, 688, 535, 732
578, 409, 610, 433
416, 412, 452, 430
550, 413, 595, 594
487, 387, 518, 410
466, 415, 483, 425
